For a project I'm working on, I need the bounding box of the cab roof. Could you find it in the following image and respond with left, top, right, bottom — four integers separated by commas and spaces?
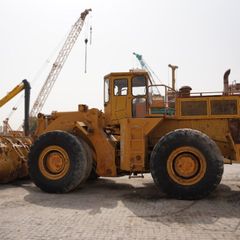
104, 70, 149, 79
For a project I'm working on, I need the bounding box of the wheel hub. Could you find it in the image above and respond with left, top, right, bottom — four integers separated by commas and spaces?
39, 145, 70, 180
46, 152, 65, 174
167, 146, 206, 185
174, 153, 199, 178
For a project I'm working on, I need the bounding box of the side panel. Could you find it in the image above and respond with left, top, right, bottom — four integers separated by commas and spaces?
175, 96, 240, 119
119, 118, 161, 172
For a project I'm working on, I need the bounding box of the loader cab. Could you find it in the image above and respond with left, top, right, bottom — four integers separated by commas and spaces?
104, 70, 177, 125
104, 71, 149, 124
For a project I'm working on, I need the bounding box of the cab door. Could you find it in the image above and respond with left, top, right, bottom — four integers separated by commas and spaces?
112, 78, 129, 120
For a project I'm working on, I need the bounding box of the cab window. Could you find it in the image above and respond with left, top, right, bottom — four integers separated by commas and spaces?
132, 76, 147, 96
104, 78, 110, 103
114, 79, 128, 96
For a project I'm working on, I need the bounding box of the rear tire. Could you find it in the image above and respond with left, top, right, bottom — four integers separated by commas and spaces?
150, 129, 224, 200
28, 130, 89, 193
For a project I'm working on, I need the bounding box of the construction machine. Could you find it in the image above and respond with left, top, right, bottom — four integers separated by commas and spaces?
0, 80, 31, 183
133, 52, 161, 86
30, 8, 91, 118
27, 68, 240, 200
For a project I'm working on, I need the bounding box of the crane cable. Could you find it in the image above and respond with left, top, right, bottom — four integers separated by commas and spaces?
145, 62, 162, 85
6, 32, 68, 124
83, 12, 92, 73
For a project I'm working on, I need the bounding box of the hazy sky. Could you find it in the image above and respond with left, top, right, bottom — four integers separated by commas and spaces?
0, 0, 239, 128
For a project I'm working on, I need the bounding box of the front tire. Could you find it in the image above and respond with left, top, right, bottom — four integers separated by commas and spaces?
150, 129, 224, 200
28, 131, 89, 193
88, 160, 99, 181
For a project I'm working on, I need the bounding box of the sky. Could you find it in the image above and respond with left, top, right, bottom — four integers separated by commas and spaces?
0, 0, 239, 129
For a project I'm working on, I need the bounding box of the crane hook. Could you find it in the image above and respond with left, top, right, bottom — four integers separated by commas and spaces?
84, 38, 88, 73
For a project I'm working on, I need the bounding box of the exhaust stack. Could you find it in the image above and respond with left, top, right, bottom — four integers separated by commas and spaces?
223, 69, 231, 95
168, 64, 178, 90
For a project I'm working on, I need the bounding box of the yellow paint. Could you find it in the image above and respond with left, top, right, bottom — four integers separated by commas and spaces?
104, 71, 149, 125
0, 81, 25, 107
175, 95, 240, 119
119, 118, 161, 171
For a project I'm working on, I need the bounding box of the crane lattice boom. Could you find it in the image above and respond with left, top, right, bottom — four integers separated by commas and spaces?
30, 9, 91, 117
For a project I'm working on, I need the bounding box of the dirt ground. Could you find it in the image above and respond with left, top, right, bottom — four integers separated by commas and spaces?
1, 165, 240, 240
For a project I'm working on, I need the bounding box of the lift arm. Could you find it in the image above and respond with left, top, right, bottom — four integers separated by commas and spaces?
0, 80, 29, 107
0, 80, 31, 135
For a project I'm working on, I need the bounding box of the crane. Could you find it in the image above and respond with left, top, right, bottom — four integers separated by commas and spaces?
133, 52, 161, 85
30, 8, 92, 117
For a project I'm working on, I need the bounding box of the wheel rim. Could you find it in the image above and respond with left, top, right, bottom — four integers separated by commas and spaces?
167, 146, 206, 185
39, 145, 70, 180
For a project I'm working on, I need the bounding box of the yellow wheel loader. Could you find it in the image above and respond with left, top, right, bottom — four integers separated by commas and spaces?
28, 69, 240, 199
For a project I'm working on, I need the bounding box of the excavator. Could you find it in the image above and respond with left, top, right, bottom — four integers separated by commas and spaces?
0, 80, 31, 183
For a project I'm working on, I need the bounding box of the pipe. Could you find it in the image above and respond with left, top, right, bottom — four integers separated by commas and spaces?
22, 80, 31, 136
223, 69, 231, 95
168, 64, 178, 90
